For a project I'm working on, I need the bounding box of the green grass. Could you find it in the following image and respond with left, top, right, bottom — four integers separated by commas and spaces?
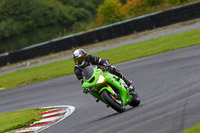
181, 123, 200, 133
0, 28, 200, 90
0, 108, 53, 133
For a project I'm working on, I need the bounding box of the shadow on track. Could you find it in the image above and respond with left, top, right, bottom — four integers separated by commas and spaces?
90, 106, 140, 123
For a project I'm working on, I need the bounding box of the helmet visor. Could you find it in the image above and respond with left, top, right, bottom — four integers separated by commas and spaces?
74, 55, 86, 65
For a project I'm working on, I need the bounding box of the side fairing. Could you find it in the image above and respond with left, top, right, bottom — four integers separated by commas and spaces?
103, 72, 133, 105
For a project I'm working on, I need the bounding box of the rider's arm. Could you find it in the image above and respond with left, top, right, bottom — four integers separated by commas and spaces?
87, 55, 110, 66
74, 66, 83, 81
74, 67, 88, 94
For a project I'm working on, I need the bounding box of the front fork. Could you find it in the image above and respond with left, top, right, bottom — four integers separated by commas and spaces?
99, 84, 128, 105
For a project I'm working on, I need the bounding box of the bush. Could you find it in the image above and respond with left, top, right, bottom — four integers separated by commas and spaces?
97, 0, 125, 25
59, 0, 96, 14
143, 0, 164, 7
0, 0, 198, 54
121, 0, 145, 16
0, 0, 97, 53
0, 0, 67, 38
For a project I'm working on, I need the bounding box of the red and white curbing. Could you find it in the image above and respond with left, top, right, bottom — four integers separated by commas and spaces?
15, 105, 75, 133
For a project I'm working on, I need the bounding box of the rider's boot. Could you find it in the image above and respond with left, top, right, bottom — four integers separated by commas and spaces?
123, 77, 132, 87
123, 77, 136, 95
128, 85, 137, 96
111, 68, 136, 95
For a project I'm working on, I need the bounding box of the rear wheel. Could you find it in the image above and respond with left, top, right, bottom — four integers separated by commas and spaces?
129, 92, 140, 107
101, 90, 125, 113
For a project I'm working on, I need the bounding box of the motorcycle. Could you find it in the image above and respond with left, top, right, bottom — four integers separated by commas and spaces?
82, 65, 140, 113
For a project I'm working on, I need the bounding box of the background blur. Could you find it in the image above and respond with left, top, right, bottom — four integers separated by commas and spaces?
0, 0, 198, 54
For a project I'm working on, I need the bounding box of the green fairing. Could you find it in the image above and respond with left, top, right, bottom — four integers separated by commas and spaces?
82, 66, 133, 105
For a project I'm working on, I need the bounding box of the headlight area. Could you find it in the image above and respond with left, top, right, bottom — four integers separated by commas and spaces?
97, 74, 105, 84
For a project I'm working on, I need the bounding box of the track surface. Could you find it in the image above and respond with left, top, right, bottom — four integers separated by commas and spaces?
0, 44, 200, 133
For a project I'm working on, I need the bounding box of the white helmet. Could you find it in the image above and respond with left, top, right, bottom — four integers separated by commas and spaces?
72, 49, 87, 66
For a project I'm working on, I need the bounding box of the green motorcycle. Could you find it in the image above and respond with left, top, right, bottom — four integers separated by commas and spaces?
82, 65, 140, 113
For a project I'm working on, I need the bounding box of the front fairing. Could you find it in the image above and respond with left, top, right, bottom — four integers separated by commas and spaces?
82, 66, 102, 89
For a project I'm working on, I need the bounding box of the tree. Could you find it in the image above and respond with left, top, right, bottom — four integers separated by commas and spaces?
121, 0, 145, 16
164, 0, 194, 5
143, 0, 163, 7
0, 0, 84, 53
89, 0, 104, 8
58, 0, 96, 14
0, 0, 91, 40
97, 0, 124, 25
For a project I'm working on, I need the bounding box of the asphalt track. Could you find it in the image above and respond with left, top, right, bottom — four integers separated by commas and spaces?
0, 43, 200, 133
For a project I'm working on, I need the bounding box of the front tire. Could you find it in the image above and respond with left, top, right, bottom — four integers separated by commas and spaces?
101, 90, 125, 113
129, 92, 140, 107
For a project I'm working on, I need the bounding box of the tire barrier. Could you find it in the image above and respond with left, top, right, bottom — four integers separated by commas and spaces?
0, 2, 200, 67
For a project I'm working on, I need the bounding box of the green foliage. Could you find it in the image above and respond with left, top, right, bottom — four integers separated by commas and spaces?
59, 0, 96, 13
75, 8, 92, 22
165, 0, 194, 5
121, 0, 145, 16
0, 0, 64, 38
120, 0, 127, 4
0, 25, 65, 53
0, 0, 98, 53
0, 19, 22, 39
143, 0, 164, 7
98, 0, 198, 25
89, 0, 105, 8
98, 0, 125, 25
0, 0, 198, 54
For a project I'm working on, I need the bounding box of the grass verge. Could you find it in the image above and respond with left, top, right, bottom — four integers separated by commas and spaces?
0, 28, 200, 90
0, 108, 53, 133
181, 123, 200, 133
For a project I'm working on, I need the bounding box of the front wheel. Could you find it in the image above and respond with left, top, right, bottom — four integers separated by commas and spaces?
129, 92, 140, 107
101, 90, 125, 113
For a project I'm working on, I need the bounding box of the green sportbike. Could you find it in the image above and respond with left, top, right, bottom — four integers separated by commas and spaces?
82, 65, 140, 113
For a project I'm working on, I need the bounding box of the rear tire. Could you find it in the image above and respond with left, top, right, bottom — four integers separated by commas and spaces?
129, 92, 140, 107
101, 90, 125, 113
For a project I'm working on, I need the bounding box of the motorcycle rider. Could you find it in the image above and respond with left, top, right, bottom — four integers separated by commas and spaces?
73, 48, 135, 94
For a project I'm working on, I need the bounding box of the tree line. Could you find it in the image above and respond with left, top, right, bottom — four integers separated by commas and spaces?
97, 0, 198, 25
0, 0, 197, 54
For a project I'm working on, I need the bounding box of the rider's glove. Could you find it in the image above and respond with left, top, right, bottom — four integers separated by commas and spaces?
102, 64, 111, 72
102, 59, 110, 66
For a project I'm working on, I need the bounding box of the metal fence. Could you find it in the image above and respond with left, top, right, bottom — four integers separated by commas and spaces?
0, 2, 200, 67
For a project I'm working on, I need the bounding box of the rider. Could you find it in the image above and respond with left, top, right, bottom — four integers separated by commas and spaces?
73, 48, 135, 94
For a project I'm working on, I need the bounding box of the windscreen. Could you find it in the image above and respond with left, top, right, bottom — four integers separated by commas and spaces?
82, 65, 95, 80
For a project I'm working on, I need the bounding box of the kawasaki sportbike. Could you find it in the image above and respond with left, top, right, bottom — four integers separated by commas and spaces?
82, 65, 140, 113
